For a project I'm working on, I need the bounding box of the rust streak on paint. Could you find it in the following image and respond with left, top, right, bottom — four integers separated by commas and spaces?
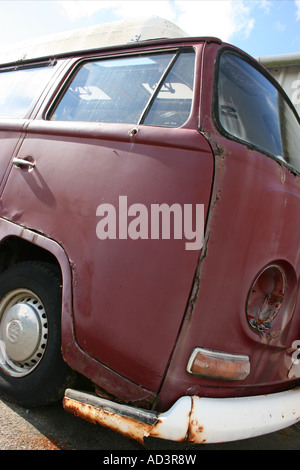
186, 398, 206, 444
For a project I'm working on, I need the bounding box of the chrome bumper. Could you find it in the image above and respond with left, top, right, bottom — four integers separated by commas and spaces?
63, 387, 300, 444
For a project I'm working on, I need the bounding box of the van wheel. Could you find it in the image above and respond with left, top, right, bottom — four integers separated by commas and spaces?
0, 261, 75, 407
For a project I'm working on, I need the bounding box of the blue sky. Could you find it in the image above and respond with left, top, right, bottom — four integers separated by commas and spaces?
0, 0, 299, 58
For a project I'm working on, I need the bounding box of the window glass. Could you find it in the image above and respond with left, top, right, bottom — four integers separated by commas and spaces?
143, 52, 195, 127
218, 52, 283, 157
278, 94, 300, 172
50, 50, 195, 127
217, 52, 300, 172
0, 65, 55, 118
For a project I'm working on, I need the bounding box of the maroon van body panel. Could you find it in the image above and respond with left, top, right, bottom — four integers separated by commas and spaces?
157, 43, 300, 410
0, 38, 299, 410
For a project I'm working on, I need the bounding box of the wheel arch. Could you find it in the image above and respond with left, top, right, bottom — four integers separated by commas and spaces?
0, 220, 156, 403
0, 235, 62, 274
0, 219, 75, 365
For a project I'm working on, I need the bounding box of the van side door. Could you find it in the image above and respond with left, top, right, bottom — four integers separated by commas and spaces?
0, 61, 61, 196
0, 46, 214, 394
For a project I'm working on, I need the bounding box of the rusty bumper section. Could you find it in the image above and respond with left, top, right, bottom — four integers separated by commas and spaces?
63, 389, 191, 444
63, 387, 300, 445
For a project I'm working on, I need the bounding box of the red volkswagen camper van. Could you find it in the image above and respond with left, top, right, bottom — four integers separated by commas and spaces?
0, 17, 299, 444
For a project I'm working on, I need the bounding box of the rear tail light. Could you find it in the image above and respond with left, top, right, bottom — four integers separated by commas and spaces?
246, 264, 286, 334
186, 347, 250, 381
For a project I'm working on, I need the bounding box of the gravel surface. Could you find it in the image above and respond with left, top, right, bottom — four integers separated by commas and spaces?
0, 398, 59, 450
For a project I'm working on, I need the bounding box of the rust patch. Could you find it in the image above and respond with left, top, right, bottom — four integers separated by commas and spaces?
63, 394, 192, 445
63, 397, 158, 445
212, 189, 221, 209
276, 161, 286, 185
186, 398, 206, 444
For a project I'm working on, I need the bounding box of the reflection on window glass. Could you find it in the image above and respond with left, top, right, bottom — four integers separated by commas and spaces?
0, 66, 55, 118
218, 53, 283, 157
143, 52, 195, 127
50, 50, 195, 128
217, 52, 300, 172
278, 94, 300, 171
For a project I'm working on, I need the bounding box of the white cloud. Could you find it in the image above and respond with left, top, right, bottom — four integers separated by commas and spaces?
174, 1, 255, 41
296, 0, 300, 20
258, 0, 272, 14
111, 1, 176, 20
57, 0, 260, 42
274, 20, 286, 32
58, 1, 112, 21
58, 0, 176, 22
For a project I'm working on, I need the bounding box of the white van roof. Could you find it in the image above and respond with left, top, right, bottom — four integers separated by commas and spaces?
0, 16, 188, 65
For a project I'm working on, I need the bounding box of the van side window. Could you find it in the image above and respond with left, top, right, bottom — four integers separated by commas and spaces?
0, 64, 56, 118
50, 50, 195, 128
142, 52, 195, 127
277, 93, 300, 172
217, 52, 300, 172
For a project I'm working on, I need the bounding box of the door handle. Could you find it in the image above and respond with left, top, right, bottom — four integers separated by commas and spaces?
13, 157, 36, 169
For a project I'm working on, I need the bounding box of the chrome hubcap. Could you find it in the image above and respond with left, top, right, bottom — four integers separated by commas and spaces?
0, 289, 48, 377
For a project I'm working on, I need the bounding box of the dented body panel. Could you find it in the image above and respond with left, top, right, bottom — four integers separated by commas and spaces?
0, 18, 299, 444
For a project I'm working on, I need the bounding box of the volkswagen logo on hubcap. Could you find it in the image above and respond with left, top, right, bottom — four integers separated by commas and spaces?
7, 320, 23, 343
